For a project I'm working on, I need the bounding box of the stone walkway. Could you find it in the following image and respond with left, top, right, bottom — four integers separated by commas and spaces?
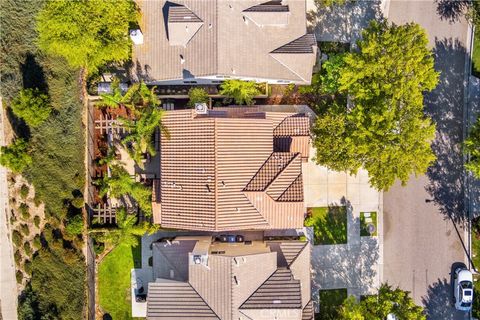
302, 147, 383, 307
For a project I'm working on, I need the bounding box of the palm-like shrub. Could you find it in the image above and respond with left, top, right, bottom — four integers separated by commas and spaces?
219, 79, 260, 105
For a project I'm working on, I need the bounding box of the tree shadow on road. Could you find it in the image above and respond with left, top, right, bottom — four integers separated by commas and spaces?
434, 0, 469, 23
425, 37, 467, 225
422, 277, 467, 320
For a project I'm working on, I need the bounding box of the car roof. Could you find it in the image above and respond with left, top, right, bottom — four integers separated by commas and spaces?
458, 269, 473, 282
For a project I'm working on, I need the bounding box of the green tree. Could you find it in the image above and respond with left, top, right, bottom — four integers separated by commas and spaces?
97, 165, 152, 214
10, 88, 51, 127
121, 108, 166, 165
314, 0, 351, 8
465, 117, 480, 178
220, 80, 260, 105
339, 284, 425, 320
36, 0, 138, 74
90, 207, 146, 247
0, 138, 32, 173
187, 87, 209, 107
65, 214, 84, 237
312, 21, 439, 190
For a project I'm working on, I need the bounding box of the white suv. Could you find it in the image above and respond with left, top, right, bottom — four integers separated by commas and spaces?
453, 267, 474, 311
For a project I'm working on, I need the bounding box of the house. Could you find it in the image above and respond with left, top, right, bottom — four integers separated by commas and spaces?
152, 106, 311, 231
145, 236, 313, 320
131, 0, 317, 85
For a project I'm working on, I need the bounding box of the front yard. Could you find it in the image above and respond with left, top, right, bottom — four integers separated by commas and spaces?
98, 239, 142, 320
317, 288, 348, 320
305, 206, 348, 245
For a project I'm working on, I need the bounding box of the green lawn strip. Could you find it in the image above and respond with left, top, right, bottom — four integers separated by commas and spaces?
360, 211, 378, 237
305, 206, 348, 245
316, 288, 348, 320
472, 29, 480, 78
99, 238, 142, 320
471, 223, 480, 318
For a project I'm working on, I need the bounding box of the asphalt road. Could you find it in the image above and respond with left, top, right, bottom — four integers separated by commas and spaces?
383, 1, 470, 319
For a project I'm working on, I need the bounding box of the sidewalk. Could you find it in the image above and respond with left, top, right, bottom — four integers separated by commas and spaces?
0, 97, 18, 320
303, 147, 383, 306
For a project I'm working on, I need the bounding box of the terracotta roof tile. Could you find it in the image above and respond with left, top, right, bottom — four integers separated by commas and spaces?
244, 152, 298, 191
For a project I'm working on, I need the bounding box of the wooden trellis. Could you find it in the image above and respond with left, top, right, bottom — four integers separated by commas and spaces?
94, 114, 132, 135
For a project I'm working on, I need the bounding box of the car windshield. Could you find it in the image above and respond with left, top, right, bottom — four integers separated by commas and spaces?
464, 290, 473, 296
460, 281, 473, 289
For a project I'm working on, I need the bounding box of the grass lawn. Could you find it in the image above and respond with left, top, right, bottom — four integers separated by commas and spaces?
360, 211, 378, 237
473, 29, 480, 78
98, 238, 142, 320
316, 288, 348, 320
305, 206, 347, 245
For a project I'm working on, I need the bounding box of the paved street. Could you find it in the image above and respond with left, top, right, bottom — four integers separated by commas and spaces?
384, 1, 471, 319
0, 98, 18, 320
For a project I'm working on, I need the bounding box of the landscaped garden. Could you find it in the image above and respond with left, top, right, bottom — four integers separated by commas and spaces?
305, 206, 348, 245
360, 211, 378, 237
317, 288, 348, 320
98, 238, 142, 320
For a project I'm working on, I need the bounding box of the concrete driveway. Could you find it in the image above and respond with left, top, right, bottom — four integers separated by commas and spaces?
384, 1, 471, 319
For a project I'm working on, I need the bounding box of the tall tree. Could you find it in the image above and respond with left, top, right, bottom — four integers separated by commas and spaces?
465, 117, 480, 179
312, 21, 439, 190
0, 138, 32, 173
121, 108, 166, 165
220, 80, 261, 105
36, 0, 138, 74
10, 88, 51, 127
339, 284, 425, 320
97, 165, 151, 214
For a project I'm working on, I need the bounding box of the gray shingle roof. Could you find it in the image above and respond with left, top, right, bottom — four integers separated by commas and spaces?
270, 34, 317, 54
147, 281, 220, 319
240, 268, 302, 309
168, 5, 203, 23
244, 1, 289, 12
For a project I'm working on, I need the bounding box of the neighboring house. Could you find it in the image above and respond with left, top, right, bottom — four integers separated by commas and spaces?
131, 0, 317, 85
152, 106, 311, 231
146, 236, 313, 320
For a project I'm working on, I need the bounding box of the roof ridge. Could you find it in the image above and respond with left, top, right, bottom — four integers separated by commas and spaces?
186, 282, 222, 319
282, 241, 308, 267
276, 173, 303, 202
264, 153, 301, 191
244, 152, 298, 192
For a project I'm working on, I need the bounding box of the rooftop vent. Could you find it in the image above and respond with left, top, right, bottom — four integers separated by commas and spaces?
129, 29, 144, 45
180, 54, 185, 64
194, 255, 202, 264
195, 103, 208, 114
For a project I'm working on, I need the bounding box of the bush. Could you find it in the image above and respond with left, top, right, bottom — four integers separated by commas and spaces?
187, 87, 209, 107
10, 211, 16, 224
16, 270, 23, 284
12, 230, 23, 247
24, 259, 32, 276
93, 239, 105, 255
33, 215, 41, 228
33, 234, 42, 250
65, 214, 84, 237
71, 196, 84, 209
20, 184, 29, 199
19, 203, 30, 219
10, 88, 51, 127
219, 80, 260, 105
0, 138, 32, 173
24, 241, 32, 256
15, 250, 22, 265
20, 224, 30, 236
